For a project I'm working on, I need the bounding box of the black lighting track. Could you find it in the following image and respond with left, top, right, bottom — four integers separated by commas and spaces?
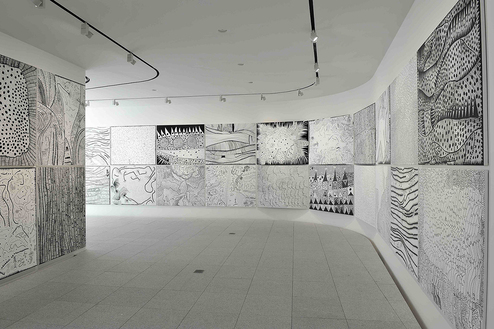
49, 0, 160, 90
308, 0, 319, 78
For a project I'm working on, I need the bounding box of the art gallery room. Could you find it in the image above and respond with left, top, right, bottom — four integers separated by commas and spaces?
0, 0, 493, 328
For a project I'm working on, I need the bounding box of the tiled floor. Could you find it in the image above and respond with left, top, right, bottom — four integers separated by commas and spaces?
0, 217, 422, 329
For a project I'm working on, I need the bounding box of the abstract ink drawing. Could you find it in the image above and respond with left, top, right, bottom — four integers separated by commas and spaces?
390, 55, 418, 165
419, 168, 487, 329
205, 123, 256, 165
309, 165, 354, 215
258, 166, 308, 209
206, 165, 257, 207
390, 167, 418, 279
86, 127, 110, 166
376, 165, 391, 243
0, 55, 37, 166
0, 169, 36, 278
111, 166, 156, 205
157, 125, 205, 165
376, 88, 391, 164
37, 70, 85, 166
37, 167, 85, 264
257, 121, 309, 165
157, 165, 205, 207
354, 166, 376, 227
353, 104, 376, 165
111, 126, 156, 165
418, 0, 484, 165
86, 167, 110, 205
309, 115, 353, 165
205, 166, 229, 207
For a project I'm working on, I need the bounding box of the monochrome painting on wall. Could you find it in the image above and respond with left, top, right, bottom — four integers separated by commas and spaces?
111, 126, 155, 165
354, 165, 376, 227
309, 165, 354, 215
0, 169, 36, 278
111, 166, 156, 205
418, 0, 484, 165
0, 55, 37, 167
205, 124, 256, 165
157, 125, 205, 165
206, 165, 256, 207
86, 127, 110, 166
419, 168, 487, 329
390, 167, 418, 279
86, 166, 110, 205
353, 104, 376, 165
258, 166, 308, 209
257, 121, 309, 165
376, 165, 391, 243
376, 88, 391, 164
309, 115, 353, 165
157, 165, 205, 207
37, 70, 85, 166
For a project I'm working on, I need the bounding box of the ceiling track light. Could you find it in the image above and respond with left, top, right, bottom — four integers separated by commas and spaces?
261, 94, 266, 101
127, 53, 136, 65
298, 90, 304, 97
315, 76, 320, 85
165, 97, 171, 104
314, 63, 319, 73
311, 30, 318, 43
219, 96, 226, 102
81, 22, 93, 39
32, 0, 44, 8
113, 100, 119, 106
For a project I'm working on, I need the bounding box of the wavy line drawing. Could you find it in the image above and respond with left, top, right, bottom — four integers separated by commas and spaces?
157, 165, 205, 207
111, 166, 156, 205
86, 167, 110, 205
390, 167, 418, 279
417, 0, 484, 165
419, 167, 487, 329
353, 104, 376, 165
376, 88, 391, 164
157, 125, 205, 165
111, 126, 156, 165
205, 124, 256, 165
258, 166, 308, 209
86, 127, 110, 166
257, 121, 309, 165
309, 115, 354, 165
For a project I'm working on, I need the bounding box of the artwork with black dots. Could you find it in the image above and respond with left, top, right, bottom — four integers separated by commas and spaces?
157, 125, 205, 165
86, 166, 110, 205
390, 167, 418, 279
111, 126, 156, 165
205, 123, 256, 165
257, 121, 309, 165
86, 127, 110, 166
37, 69, 85, 166
419, 168, 487, 329
353, 104, 376, 165
0, 55, 37, 166
418, 0, 484, 165
0, 168, 36, 278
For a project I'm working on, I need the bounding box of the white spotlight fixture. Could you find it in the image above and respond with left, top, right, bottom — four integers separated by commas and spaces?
314, 63, 319, 72
298, 90, 304, 97
261, 94, 266, 101
113, 100, 119, 106
81, 22, 93, 39
127, 53, 136, 65
165, 97, 171, 104
311, 30, 318, 43
32, 0, 44, 8
219, 95, 226, 102
84, 100, 90, 107
315, 76, 320, 85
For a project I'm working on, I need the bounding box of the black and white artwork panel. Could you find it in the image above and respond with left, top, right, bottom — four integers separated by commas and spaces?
418, 0, 484, 165
418, 168, 487, 329
86, 127, 110, 166
157, 165, 205, 207
309, 115, 354, 165
354, 165, 376, 227
111, 166, 156, 205
376, 88, 391, 164
0, 54, 37, 166
354, 104, 376, 165
156, 125, 205, 165
376, 165, 392, 243
258, 166, 309, 209
205, 165, 257, 207
257, 121, 309, 165
205, 123, 256, 165
86, 166, 110, 205
0, 169, 36, 278
206, 166, 229, 207
111, 126, 156, 165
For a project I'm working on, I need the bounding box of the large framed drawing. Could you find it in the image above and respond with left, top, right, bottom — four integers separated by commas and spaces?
205, 124, 256, 165
376, 88, 391, 164
86, 166, 110, 205
354, 165, 376, 227
111, 126, 156, 165
353, 104, 376, 165
206, 165, 256, 207
376, 165, 391, 243
258, 166, 308, 209
111, 166, 156, 205
157, 165, 205, 206
156, 125, 205, 165
86, 127, 110, 166
309, 116, 353, 165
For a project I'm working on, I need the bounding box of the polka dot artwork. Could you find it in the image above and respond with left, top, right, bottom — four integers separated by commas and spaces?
156, 125, 205, 165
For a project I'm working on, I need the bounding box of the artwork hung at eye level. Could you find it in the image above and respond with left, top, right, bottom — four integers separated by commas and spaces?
376, 165, 391, 243
0, 55, 37, 167
37, 167, 85, 264
157, 125, 205, 165
258, 166, 309, 209
353, 104, 376, 165
418, 0, 484, 165
0, 169, 36, 278
390, 167, 418, 279
309, 165, 354, 215
157, 165, 205, 206
354, 166, 376, 227
111, 126, 155, 165
86, 127, 110, 166
391, 55, 418, 166
206, 165, 256, 207
419, 168, 487, 329
37, 69, 85, 166
257, 121, 309, 165
205, 123, 256, 165
309, 115, 354, 165
111, 166, 156, 205
86, 167, 110, 205
376, 88, 391, 164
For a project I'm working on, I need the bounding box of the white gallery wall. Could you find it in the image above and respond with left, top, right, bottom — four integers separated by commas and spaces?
85, 0, 493, 329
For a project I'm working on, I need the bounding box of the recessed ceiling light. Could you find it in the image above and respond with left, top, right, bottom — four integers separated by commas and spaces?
218, 29, 227, 33
152, 89, 157, 91
238, 63, 244, 66
248, 81, 253, 84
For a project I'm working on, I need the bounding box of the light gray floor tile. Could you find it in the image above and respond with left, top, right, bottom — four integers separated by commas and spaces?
0, 297, 53, 321
377, 283, 406, 301
216, 266, 257, 279
293, 281, 338, 299
390, 299, 419, 323
22, 300, 94, 325
205, 277, 252, 294
65, 304, 140, 329
190, 292, 246, 314
178, 311, 238, 329
99, 287, 159, 307
292, 296, 345, 319
253, 267, 292, 282
5, 321, 65, 329
86, 271, 138, 287
241, 295, 292, 317
144, 290, 202, 311
292, 317, 349, 329
120, 308, 187, 329
56, 284, 118, 303
124, 273, 174, 289
248, 280, 292, 297
235, 314, 291, 329
346, 319, 406, 329
340, 296, 401, 322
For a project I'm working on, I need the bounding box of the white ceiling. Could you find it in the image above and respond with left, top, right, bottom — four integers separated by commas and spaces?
0, 0, 414, 102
